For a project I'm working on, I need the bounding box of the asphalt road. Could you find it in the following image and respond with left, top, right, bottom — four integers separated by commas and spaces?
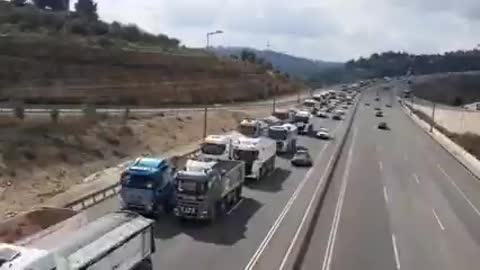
81, 102, 356, 270
299, 85, 480, 270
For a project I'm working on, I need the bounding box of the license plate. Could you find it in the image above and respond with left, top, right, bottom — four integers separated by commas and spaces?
181, 207, 196, 214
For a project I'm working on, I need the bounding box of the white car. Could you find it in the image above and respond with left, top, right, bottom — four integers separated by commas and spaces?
316, 127, 332, 140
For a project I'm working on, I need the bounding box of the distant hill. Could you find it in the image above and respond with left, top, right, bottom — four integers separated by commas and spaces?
214, 47, 342, 80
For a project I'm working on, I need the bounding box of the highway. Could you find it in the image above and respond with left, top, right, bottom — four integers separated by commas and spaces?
82, 99, 355, 270
298, 85, 480, 270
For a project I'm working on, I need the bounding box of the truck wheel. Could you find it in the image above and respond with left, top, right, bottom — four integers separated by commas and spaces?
134, 257, 153, 270
236, 186, 243, 200
209, 204, 217, 223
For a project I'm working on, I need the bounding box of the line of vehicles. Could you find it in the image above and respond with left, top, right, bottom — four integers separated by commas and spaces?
0, 88, 359, 270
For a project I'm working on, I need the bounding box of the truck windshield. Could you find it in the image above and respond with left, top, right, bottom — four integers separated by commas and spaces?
268, 129, 287, 140
201, 143, 226, 155
122, 174, 159, 190
240, 125, 256, 136
272, 112, 289, 120
177, 179, 207, 195
294, 116, 309, 123
233, 149, 259, 162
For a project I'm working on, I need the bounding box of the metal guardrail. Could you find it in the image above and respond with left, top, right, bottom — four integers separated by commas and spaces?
64, 149, 200, 211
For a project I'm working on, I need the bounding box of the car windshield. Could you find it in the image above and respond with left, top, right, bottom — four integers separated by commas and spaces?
233, 149, 259, 162
201, 143, 226, 155
268, 129, 288, 140
122, 174, 159, 190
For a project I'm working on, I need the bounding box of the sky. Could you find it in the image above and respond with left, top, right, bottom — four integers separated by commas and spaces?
94, 0, 480, 62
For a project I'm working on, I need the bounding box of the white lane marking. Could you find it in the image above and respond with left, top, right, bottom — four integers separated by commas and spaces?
413, 173, 420, 184
379, 161, 383, 171
392, 234, 401, 269
243, 141, 330, 270
227, 199, 244, 215
321, 128, 358, 270
383, 186, 389, 203
437, 164, 480, 216
432, 209, 445, 231
278, 143, 338, 270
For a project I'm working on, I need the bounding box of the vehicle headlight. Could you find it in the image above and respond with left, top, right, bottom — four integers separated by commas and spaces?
146, 183, 153, 189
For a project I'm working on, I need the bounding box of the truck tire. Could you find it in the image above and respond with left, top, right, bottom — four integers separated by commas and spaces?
134, 257, 153, 270
236, 186, 243, 200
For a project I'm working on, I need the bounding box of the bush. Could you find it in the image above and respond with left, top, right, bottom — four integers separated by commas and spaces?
68, 18, 89, 35
90, 20, 109, 35
50, 108, 59, 123
82, 103, 97, 119
14, 104, 25, 120
97, 37, 114, 48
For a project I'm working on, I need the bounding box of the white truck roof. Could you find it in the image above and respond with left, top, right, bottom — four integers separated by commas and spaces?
233, 137, 275, 151
295, 111, 311, 118
186, 159, 217, 172
1, 211, 154, 270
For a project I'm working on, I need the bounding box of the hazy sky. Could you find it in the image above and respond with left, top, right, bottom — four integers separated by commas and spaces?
95, 0, 480, 62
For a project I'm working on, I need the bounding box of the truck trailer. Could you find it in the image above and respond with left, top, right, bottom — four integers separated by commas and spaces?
0, 208, 155, 270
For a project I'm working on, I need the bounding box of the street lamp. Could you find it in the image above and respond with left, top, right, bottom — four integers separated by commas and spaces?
206, 30, 223, 49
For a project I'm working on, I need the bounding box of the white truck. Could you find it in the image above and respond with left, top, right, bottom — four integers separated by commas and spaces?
303, 99, 320, 114
232, 137, 276, 180
200, 133, 244, 161
0, 208, 155, 270
293, 110, 314, 135
268, 124, 298, 154
239, 118, 267, 138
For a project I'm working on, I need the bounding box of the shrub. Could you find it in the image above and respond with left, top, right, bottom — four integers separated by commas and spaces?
50, 108, 59, 123
82, 103, 97, 119
97, 37, 114, 48
90, 20, 109, 35
14, 104, 25, 120
68, 18, 89, 35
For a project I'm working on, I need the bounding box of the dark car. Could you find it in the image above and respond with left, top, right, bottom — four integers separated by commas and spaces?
365, 103, 370, 106
386, 104, 392, 108
291, 148, 313, 167
375, 111, 384, 117
316, 111, 329, 118
378, 122, 389, 130
375, 97, 380, 101
332, 114, 342, 120
374, 107, 381, 111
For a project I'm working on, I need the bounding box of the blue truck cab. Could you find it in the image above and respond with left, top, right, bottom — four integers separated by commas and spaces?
120, 157, 176, 217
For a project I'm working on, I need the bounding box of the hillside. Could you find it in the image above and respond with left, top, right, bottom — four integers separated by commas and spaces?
310, 49, 480, 85
412, 71, 480, 106
214, 47, 341, 80
0, 1, 303, 106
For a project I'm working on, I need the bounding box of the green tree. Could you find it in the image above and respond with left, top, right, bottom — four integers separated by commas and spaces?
75, 0, 98, 20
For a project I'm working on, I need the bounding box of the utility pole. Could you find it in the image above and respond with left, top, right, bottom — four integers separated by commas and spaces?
272, 85, 277, 113
430, 102, 436, 132
206, 30, 224, 50
203, 106, 208, 138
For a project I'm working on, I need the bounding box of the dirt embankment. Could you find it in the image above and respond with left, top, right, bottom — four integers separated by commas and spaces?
0, 37, 304, 106
0, 108, 271, 219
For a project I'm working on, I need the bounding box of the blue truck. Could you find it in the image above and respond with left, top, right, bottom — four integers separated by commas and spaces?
120, 157, 176, 217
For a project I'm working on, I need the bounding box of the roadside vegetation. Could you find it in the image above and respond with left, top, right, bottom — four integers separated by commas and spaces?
407, 103, 480, 160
